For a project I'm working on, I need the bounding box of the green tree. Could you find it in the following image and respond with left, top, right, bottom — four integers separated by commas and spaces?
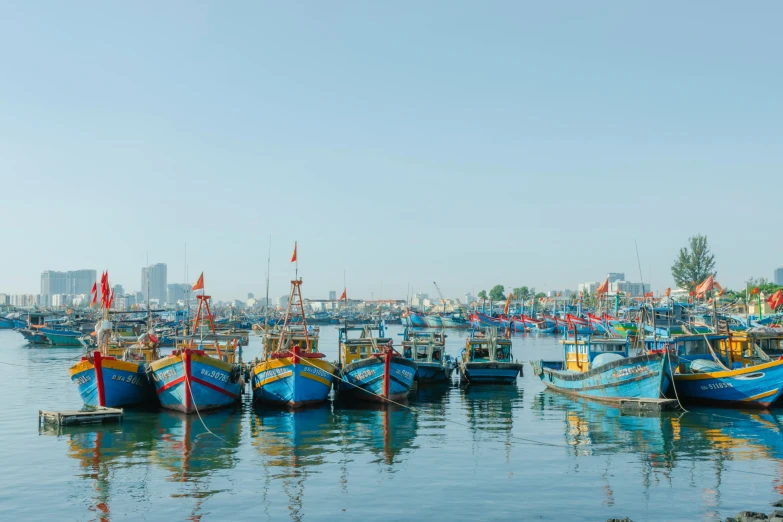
477, 290, 487, 300
513, 286, 530, 300
671, 234, 716, 292
489, 285, 506, 301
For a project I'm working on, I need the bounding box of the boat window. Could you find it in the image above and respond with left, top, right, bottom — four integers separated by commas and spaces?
682, 340, 709, 355
349, 347, 357, 355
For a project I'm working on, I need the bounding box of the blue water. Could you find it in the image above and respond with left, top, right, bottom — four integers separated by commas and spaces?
2, 326, 783, 521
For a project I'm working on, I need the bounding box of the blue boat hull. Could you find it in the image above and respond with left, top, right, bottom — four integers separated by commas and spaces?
673, 359, 783, 408
40, 328, 83, 346
252, 358, 335, 408
408, 313, 427, 328
460, 361, 523, 384
423, 315, 442, 327
70, 354, 155, 408
415, 361, 453, 383
338, 356, 417, 403
0, 317, 14, 329
532, 352, 671, 400
150, 350, 241, 413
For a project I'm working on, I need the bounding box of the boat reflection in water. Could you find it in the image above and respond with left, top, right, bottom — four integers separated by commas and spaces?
152, 408, 242, 520
46, 414, 159, 521
251, 405, 337, 522
532, 390, 783, 512
460, 384, 522, 460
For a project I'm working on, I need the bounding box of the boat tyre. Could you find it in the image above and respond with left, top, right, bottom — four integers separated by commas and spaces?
229, 366, 241, 384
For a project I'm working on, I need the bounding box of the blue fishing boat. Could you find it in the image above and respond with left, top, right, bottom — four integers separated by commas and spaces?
400, 328, 454, 383
423, 314, 443, 328
18, 328, 48, 344
40, 327, 83, 346
646, 333, 783, 408
149, 293, 243, 413
252, 278, 335, 408
531, 336, 673, 402
459, 328, 523, 384
407, 310, 427, 328
336, 323, 417, 403
440, 314, 469, 328
0, 315, 14, 329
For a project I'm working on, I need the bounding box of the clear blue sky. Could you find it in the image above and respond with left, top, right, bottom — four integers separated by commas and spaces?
1, 1, 781, 300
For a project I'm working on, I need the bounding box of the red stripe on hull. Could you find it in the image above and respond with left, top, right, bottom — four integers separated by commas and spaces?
191, 376, 239, 399
156, 375, 186, 394
94, 351, 106, 407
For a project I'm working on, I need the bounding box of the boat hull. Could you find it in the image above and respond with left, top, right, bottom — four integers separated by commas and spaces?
532, 352, 671, 400
423, 315, 443, 327
41, 329, 82, 346
338, 356, 417, 403
0, 317, 14, 329
460, 361, 523, 384
252, 357, 335, 408
69, 352, 155, 408
673, 359, 783, 408
408, 313, 427, 328
150, 349, 241, 413
416, 361, 453, 383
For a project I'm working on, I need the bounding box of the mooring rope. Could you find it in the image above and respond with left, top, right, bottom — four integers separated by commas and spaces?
182, 357, 231, 444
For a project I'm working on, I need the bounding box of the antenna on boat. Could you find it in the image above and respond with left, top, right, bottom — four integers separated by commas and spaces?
634, 240, 649, 352
263, 236, 271, 345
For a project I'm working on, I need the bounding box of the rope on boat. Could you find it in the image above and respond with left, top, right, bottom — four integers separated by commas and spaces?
665, 352, 689, 413
293, 354, 570, 449
182, 367, 231, 444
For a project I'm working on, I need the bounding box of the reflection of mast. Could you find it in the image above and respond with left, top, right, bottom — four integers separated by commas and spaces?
89, 431, 110, 522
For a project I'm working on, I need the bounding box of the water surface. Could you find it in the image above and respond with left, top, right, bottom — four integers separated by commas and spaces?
1, 326, 782, 521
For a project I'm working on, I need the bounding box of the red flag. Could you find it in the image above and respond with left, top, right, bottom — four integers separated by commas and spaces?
664, 288, 671, 297
192, 272, 204, 291
503, 293, 512, 315
694, 275, 714, 297
107, 288, 115, 309
751, 287, 760, 295
339, 288, 347, 302
90, 282, 97, 295
91, 291, 97, 307
291, 241, 297, 263
596, 278, 609, 296
768, 289, 783, 310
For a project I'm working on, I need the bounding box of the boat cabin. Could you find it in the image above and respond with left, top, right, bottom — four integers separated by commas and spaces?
644, 334, 741, 372
338, 323, 393, 366
728, 327, 783, 361
401, 329, 445, 364
264, 324, 320, 357
560, 337, 629, 372
463, 328, 513, 363
173, 334, 241, 364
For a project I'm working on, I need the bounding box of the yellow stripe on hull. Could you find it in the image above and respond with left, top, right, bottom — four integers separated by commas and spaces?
301, 371, 332, 387
675, 359, 783, 380
255, 370, 293, 388
742, 389, 780, 402
101, 358, 143, 373
69, 360, 93, 377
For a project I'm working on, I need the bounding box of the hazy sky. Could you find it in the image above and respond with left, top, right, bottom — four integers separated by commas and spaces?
1, 2, 781, 301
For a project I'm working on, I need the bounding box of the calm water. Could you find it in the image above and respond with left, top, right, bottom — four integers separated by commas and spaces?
2, 326, 783, 521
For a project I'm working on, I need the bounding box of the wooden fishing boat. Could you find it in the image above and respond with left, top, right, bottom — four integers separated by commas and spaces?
400, 328, 453, 383
336, 323, 417, 403
19, 327, 48, 344
646, 333, 783, 408
459, 328, 523, 384
531, 336, 673, 402
41, 327, 84, 346
251, 278, 335, 408
406, 310, 428, 328
149, 292, 243, 413
423, 314, 443, 328
69, 272, 157, 408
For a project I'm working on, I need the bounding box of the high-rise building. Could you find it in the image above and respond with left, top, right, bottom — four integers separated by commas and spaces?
167, 283, 190, 305
113, 284, 125, 297
607, 273, 625, 283
610, 281, 650, 297
775, 266, 783, 286
141, 263, 167, 304
328, 290, 337, 301
41, 269, 97, 302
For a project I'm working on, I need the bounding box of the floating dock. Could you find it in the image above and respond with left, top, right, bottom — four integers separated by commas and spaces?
39, 407, 123, 426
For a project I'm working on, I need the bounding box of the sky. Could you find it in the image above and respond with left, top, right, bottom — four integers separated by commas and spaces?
0, 1, 781, 301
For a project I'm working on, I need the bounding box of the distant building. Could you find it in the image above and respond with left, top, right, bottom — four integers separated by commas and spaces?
610, 281, 650, 297
277, 295, 289, 309
607, 273, 625, 283
464, 293, 474, 305
135, 291, 145, 304
248, 292, 255, 299
113, 284, 125, 297
328, 290, 337, 301
167, 283, 190, 305
40, 270, 97, 302
141, 263, 167, 304
775, 266, 783, 286
578, 282, 598, 295
0, 293, 7, 305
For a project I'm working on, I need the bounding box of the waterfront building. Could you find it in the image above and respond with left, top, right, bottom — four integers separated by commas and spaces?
775, 266, 783, 286
0, 293, 7, 305
277, 295, 289, 309
607, 272, 625, 283
141, 263, 167, 304
40, 269, 97, 303
578, 282, 598, 295
113, 284, 124, 297
328, 290, 337, 301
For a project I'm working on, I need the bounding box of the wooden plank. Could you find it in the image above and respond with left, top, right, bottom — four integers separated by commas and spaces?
39, 408, 123, 426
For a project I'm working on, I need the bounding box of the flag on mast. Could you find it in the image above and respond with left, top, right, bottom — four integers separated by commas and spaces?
596, 278, 609, 296
291, 241, 297, 263
339, 288, 347, 302
192, 272, 204, 291
768, 289, 783, 311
